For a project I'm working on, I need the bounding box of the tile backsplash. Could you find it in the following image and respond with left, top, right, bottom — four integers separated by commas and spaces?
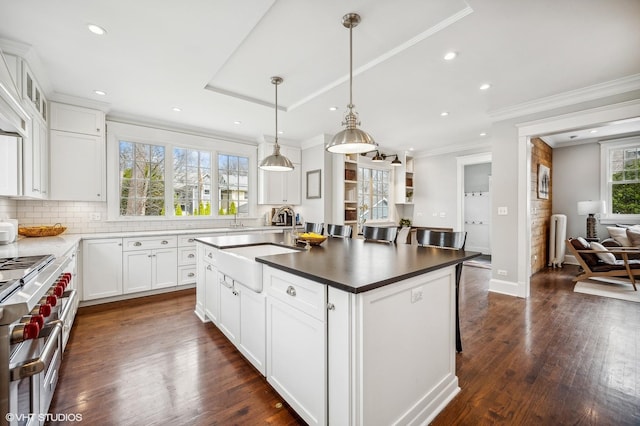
14, 200, 266, 234
0, 198, 17, 220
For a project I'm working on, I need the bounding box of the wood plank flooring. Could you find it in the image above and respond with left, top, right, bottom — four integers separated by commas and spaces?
47, 265, 640, 425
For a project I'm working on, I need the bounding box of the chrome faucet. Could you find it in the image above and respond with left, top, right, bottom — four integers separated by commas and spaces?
272, 205, 297, 235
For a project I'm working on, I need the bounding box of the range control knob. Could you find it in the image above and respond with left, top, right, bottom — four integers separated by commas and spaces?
10, 322, 41, 344
39, 296, 57, 307
20, 314, 45, 329
48, 286, 64, 297
30, 304, 52, 318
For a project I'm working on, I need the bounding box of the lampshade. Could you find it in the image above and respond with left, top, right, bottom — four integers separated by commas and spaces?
577, 200, 606, 215
390, 155, 402, 166
371, 151, 384, 162
259, 76, 294, 172
325, 13, 377, 154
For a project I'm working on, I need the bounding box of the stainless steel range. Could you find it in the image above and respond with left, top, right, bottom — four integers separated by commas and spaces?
0, 254, 79, 426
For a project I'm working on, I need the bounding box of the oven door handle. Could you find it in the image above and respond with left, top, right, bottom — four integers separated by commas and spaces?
59, 289, 78, 323
10, 322, 63, 381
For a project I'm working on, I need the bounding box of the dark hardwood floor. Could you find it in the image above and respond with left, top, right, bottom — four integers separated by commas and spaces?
47, 265, 640, 425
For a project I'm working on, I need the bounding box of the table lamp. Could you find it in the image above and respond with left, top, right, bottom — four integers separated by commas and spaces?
577, 200, 606, 240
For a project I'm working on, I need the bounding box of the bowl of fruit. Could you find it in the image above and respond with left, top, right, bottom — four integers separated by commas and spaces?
296, 232, 327, 246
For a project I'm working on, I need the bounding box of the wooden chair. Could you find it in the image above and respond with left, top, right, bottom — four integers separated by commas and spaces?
416, 229, 468, 353
362, 225, 398, 244
326, 224, 352, 238
566, 238, 639, 291
303, 222, 324, 235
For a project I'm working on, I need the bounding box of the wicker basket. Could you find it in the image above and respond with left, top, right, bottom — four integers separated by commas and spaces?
18, 223, 67, 237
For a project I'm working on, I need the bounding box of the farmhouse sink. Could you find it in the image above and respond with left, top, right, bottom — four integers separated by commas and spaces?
217, 244, 301, 292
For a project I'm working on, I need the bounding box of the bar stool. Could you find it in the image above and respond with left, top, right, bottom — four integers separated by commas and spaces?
327, 224, 352, 238
303, 222, 324, 235
362, 225, 397, 244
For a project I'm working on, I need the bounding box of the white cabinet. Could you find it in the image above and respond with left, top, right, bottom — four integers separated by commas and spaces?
49, 102, 105, 201
218, 273, 241, 342
177, 235, 198, 286
258, 143, 301, 205
22, 111, 48, 198
82, 238, 123, 301
0, 134, 21, 196
0, 50, 29, 137
122, 236, 177, 294
204, 261, 219, 323
264, 266, 326, 426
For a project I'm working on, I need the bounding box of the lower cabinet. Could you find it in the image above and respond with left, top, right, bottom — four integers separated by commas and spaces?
122, 236, 177, 294
82, 238, 123, 300
204, 262, 219, 323
264, 266, 327, 426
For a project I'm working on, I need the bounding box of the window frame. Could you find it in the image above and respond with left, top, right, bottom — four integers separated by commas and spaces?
357, 159, 394, 225
600, 135, 640, 224
107, 121, 257, 221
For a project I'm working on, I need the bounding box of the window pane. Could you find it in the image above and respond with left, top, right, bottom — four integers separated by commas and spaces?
608, 145, 640, 215
612, 183, 640, 214
119, 141, 165, 216
358, 166, 390, 223
173, 148, 212, 216
218, 154, 249, 216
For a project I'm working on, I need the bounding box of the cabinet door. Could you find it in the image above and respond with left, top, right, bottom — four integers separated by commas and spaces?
195, 244, 207, 321
22, 117, 46, 198
284, 166, 301, 205
218, 274, 240, 343
50, 102, 104, 136
152, 248, 177, 289
50, 130, 104, 201
266, 297, 326, 426
258, 169, 285, 204
0, 135, 20, 196
238, 286, 266, 375
82, 239, 123, 300
123, 250, 153, 294
204, 263, 219, 324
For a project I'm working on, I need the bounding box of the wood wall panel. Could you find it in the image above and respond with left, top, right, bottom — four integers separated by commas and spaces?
531, 138, 553, 274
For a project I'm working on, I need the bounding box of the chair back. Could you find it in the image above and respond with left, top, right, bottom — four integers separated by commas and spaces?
327, 224, 352, 238
303, 222, 324, 235
362, 225, 398, 244
396, 227, 411, 244
415, 230, 466, 250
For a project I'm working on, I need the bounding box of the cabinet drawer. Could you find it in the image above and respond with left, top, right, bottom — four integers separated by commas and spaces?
178, 247, 197, 265
178, 266, 197, 285
202, 246, 217, 264
264, 266, 326, 321
178, 235, 199, 247
123, 236, 177, 251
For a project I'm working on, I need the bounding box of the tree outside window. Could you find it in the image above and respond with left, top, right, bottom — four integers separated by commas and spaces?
173, 148, 211, 216
119, 141, 165, 216
610, 146, 640, 214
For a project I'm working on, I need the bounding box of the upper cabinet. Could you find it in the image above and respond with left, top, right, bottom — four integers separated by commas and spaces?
257, 143, 301, 205
22, 62, 48, 124
0, 49, 30, 137
49, 102, 106, 201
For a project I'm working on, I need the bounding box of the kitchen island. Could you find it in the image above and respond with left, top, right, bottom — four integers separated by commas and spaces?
196, 233, 479, 426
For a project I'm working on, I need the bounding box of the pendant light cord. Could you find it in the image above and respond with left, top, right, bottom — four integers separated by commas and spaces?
274, 79, 279, 146
349, 21, 353, 109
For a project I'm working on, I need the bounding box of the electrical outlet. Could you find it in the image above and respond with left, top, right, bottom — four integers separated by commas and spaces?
411, 287, 424, 303
89, 212, 101, 221
497, 269, 507, 276
498, 207, 508, 215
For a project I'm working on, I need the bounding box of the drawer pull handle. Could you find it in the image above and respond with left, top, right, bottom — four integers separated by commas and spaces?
286, 286, 296, 297
206, 265, 212, 271
232, 290, 239, 296
188, 272, 195, 277
327, 303, 335, 311
207, 253, 213, 258
134, 242, 142, 246
161, 240, 168, 245
188, 254, 195, 259
188, 238, 195, 243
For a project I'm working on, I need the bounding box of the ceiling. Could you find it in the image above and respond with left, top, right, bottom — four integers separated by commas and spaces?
1, 0, 639, 154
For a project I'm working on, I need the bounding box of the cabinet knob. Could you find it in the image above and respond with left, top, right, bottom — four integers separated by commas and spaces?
232, 290, 239, 296
188, 254, 195, 259
286, 286, 296, 297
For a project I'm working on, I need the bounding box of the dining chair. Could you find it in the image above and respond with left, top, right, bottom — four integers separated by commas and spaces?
303, 222, 324, 235
415, 229, 468, 353
326, 224, 352, 238
362, 225, 398, 244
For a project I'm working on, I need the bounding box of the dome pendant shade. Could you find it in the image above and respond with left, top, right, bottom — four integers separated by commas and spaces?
260, 76, 294, 172
259, 143, 295, 171
326, 13, 377, 154
390, 155, 402, 166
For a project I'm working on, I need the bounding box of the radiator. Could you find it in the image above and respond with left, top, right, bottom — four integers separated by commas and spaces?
548, 214, 567, 268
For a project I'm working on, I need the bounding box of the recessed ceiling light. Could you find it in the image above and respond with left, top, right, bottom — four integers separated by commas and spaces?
87, 24, 107, 35
233, 120, 242, 125
440, 111, 449, 117
444, 52, 457, 61
172, 107, 182, 112
409, 147, 414, 151
329, 106, 338, 111
590, 129, 598, 134
480, 132, 487, 137
479, 83, 491, 91
93, 90, 106, 96
278, 131, 284, 135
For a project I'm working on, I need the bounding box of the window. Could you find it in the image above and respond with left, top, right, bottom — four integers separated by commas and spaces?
358, 167, 390, 222
218, 154, 249, 216
173, 148, 211, 216
601, 137, 640, 220
119, 141, 165, 216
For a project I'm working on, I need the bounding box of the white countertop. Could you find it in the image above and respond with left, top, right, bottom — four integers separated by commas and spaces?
0, 226, 286, 259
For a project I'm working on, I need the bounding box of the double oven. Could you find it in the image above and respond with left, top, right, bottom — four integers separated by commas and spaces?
0, 254, 79, 426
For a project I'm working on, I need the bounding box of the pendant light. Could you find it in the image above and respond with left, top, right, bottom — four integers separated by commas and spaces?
259, 76, 294, 171
371, 150, 384, 162
390, 154, 402, 166
326, 13, 377, 154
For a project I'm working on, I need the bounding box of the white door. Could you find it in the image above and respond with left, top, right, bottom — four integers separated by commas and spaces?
82, 238, 123, 300
152, 248, 177, 289
238, 285, 266, 375
218, 274, 240, 343
123, 250, 153, 293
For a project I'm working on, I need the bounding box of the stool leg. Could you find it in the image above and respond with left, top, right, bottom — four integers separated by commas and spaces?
455, 263, 463, 352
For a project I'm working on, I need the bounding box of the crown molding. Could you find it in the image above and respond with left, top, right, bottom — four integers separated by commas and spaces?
50, 93, 111, 112
489, 73, 640, 122
415, 140, 492, 158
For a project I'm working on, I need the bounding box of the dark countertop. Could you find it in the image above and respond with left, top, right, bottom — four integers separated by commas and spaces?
196, 234, 480, 294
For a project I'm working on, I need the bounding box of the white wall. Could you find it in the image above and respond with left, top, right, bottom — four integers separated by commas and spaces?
296, 134, 333, 228
552, 142, 603, 239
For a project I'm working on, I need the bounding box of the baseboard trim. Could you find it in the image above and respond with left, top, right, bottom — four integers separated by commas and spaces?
489, 278, 523, 298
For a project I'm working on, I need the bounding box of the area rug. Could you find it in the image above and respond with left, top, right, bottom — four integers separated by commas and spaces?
574, 278, 640, 303
463, 254, 491, 270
